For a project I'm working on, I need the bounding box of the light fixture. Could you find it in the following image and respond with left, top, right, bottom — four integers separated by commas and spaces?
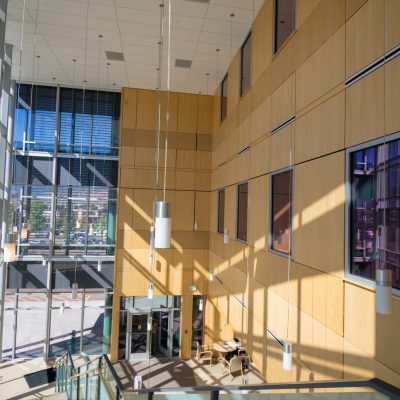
223, 228, 229, 244
148, 251, 153, 265
4, 233, 17, 263
97, 260, 102, 272
147, 282, 154, 300
150, 224, 155, 250
199, 297, 203, 311
193, 220, 198, 231
20, 222, 29, 241
209, 269, 214, 281
282, 340, 292, 371
189, 284, 197, 292
376, 269, 392, 315
88, 223, 94, 236
71, 282, 78, 300
155, 201, 171, 248
42, 257, 47, 266
147, 315, 152, 331
58, 301, 65, 316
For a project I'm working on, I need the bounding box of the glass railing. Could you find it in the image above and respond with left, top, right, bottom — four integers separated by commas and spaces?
55, 352, 400, 400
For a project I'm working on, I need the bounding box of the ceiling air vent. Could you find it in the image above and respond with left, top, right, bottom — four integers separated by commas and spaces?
175, 59, 192, 68
105, 51, 125, 62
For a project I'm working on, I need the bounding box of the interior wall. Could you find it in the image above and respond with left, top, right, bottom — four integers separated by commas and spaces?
110, 88, 213, 361
207, 0, 400, 386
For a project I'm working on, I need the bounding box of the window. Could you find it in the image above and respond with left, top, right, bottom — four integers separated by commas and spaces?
217, 189, 225, 234
221, 74, 228, 122
237, 182, 248, 241
240, 32, 252, 96
349, 137, 400, 290
274, 0, 295, 53
271, 170, 292, 255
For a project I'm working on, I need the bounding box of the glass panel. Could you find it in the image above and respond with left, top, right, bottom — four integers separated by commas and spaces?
82, 290, 113, 355
350, 139, 400, 289
118, 311, 127, 360
172, 310, 181, 357
271, 170, 292, 255
192, 296, 203, 350
2, 290, 15, 359
50, 292, 83, 357
131, 314, 148, 354
7, 261, 47, 289
237, 182, 248, 241
240, 33, 252, 96
274, 0, 295, 52
218, 189, 225, 234
15, 292, 47, 358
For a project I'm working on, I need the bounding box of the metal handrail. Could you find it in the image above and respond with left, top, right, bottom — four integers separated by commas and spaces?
55, 351, 400, 400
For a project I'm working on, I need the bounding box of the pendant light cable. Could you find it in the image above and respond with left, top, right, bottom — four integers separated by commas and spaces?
162, 0, 171, 201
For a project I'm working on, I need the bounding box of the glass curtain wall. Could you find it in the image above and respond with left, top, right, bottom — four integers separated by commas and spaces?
2, 84, 120, 359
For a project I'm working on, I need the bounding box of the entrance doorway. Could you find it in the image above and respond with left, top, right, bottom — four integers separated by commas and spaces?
126, 313, 150, 361
121, 295, 181, 361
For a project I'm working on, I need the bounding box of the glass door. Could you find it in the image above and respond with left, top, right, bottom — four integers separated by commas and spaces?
126, 313, 149, 361
158, 311, 170, 357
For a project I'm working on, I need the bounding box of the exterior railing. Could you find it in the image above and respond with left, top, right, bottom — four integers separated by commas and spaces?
55, 351, 400, 400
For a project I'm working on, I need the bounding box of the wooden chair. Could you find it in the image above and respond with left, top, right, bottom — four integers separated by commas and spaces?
196, 341, 213, 365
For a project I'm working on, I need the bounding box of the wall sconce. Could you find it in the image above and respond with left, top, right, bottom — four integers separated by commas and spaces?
376, 269, 392, 315
223, 228, 229, 244
155, 201, 171, 248
189, 284, 197, 292
4, 233, 17, 263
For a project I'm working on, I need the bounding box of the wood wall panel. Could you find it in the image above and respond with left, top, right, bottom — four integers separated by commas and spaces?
178, 93, 197, 133
121, 88, 137, 129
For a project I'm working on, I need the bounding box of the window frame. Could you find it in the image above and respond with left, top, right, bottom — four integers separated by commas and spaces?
273, 0, 296, 54
240, 31, 252, 97
217, 188, 225, 234
269, 166, 293, 258
220, 73, 228, 122
236, 181, 249, 242
345, 132, 400, 296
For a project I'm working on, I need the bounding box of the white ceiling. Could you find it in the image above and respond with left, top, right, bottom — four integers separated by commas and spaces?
5, 0, 263, 94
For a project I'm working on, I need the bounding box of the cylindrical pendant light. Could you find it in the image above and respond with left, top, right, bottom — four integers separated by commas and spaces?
71, 282, 78, 300
193, 220, 198, 231
59, 301, 65, 316
150, 224, 155, 250
97, 260, 102, 272
147, 315, 152, 331
155, 201, 171, 248
4, 233, 17, 263
282, 340, 292, 371
199, 298, 204, 311
148, 251, 153, 265
223, 228, 229, 244
88, 223, 94, 236
376, 269, 392, 315
147, 282, 154, 300
20, 223, 29, 241
42, 257, 47, 266
209, 269, 214, 281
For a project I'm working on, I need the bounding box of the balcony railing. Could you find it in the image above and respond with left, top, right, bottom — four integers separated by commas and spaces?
55, 351, 400, 400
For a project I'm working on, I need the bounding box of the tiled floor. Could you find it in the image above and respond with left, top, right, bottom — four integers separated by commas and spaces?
0, 358, 57, 400
114, 356, 265, 390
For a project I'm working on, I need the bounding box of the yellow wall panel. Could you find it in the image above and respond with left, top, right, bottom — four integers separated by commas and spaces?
250, 137, 270, 178
136, 89, 157, 131
121, 88, 137, 130
346, 0, 384, 78
178, 93, 197, 133
345, 67, 384, 147
271, 74, 295, 129
295, 91, 345, 164
296, 26, 345, 112
296, 0, 323, 27
269, 125, 293, 173
197, 95, 213, 134
385, 57, 400, 135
